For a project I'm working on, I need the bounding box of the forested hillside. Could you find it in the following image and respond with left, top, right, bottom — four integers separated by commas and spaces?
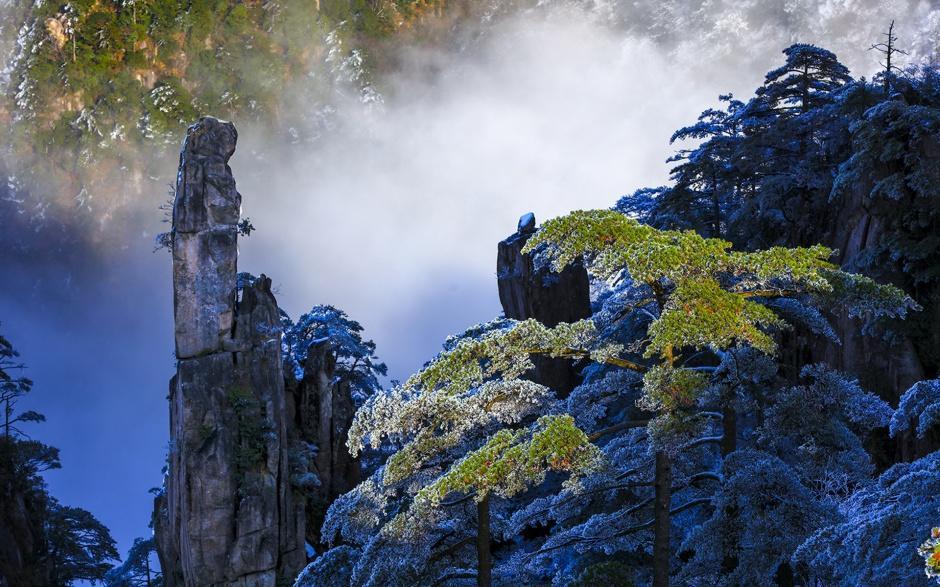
0, 0, 455, 240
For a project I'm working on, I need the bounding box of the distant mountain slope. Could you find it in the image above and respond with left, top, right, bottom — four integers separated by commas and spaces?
1, 0, 937, 245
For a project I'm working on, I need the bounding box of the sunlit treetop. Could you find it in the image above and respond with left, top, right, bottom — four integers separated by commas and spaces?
419, 415, 602, 505
385, 414, 602, 539
404, 318, 624, 395
523, 209, 916, 358
347, 318, 621, 486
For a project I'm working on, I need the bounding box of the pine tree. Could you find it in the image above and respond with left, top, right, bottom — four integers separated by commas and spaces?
655, 94, 746, 237
45, 500, 120, 585
521, 209, 913, 585
345, 318, 609, 586
758, 44, 852, 115
105, 537, 162, 586
281, 303, 387, 402
1, 329, 39, 438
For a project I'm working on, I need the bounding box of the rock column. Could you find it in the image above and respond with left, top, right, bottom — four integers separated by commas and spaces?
156, 117, 305, 586
496, 213, 592, 394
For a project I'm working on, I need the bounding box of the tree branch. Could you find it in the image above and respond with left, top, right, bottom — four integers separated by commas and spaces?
588, 420, 650, 441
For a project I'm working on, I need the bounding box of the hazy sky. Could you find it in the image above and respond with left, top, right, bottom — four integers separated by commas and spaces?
2, 0, 937, 562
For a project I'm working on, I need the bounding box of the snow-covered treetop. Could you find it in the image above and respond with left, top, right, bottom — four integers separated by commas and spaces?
758, 43, 853, 113
523, 209, 914, 359
890, 379, 940, 439
282, 304, 387, 401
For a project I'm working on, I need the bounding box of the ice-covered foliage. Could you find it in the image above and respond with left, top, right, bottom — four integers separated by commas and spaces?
347, 317, 630, 481
891, 379, 940, 439
320, 317, 621, 585
523, 209, 912, 369
390, 415, 603, 537
295, 545, 358, 587
282, 304, 386, 402
794, 451, 940, 586
650, 94, 746, 236
421, 415, 601, 504
757, 365, 891, 498
565, 369, 640, 430
920, 527, 940, 584
679, 450, 836, 586
614, 186, 664, 223
830, 72, 940, 285
758, 44, 852, 113
764, 298, 840, 343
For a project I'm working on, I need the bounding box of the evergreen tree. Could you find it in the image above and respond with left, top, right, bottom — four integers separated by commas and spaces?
1, 329, 40, 438
282, 304, 387, 403
521, 209, 912, 585
307, 208, 911, 586
0, 328, 118, 586
105, 537, 162, 586
45, 501, 120, 585
339, 318, 605, 586
654, 94, 746, 237
758, 44, 852, 115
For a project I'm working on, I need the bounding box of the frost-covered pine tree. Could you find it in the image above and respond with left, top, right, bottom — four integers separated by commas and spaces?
651, 94, 746, 237
281, 304, 387, 403
302, 319, 613, 586
300, 208, 912, 587
521, 209, 913, 586
758, 44, 852, 115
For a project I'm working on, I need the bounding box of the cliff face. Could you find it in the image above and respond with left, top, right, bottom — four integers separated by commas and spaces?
750, 128, 940, 461
156, 117, 305, 586
286, 341, 360, 548
0, 484, 46, 586
497, 213, 592, 394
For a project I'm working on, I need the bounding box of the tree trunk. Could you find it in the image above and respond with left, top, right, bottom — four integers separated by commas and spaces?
653, 451, 672, 587
721, 404, 736, 456
477, 495, 492, 587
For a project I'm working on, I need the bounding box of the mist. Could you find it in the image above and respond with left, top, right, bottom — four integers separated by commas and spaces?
1, 0, 936, 558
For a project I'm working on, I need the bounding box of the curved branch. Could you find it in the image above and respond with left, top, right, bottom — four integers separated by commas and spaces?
588, 420, 650, 441
528, 347, 647, 373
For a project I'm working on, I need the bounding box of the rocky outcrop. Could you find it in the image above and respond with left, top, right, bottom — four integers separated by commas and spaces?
0, 482, 45, 586
286, 341, 360, 548
497, 213, 592, 394
156, 117, 306, 586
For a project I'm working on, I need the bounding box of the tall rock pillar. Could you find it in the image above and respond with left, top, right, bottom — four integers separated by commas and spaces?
157, 117, 306, 586
497, 213, 592, 394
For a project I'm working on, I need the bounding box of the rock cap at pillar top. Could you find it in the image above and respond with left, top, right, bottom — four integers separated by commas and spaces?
518, 212, 536, 234
183, 116, 238, 162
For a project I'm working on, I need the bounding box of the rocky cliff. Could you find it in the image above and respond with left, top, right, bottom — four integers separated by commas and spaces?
155, 117, 305, 586
0, 483, 45, 586
154, 116, 366, 584
496, 212, 592, 394
286, 341, 360, 549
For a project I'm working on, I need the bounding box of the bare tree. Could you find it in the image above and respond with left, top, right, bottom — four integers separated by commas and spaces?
870, 20, 909, 96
